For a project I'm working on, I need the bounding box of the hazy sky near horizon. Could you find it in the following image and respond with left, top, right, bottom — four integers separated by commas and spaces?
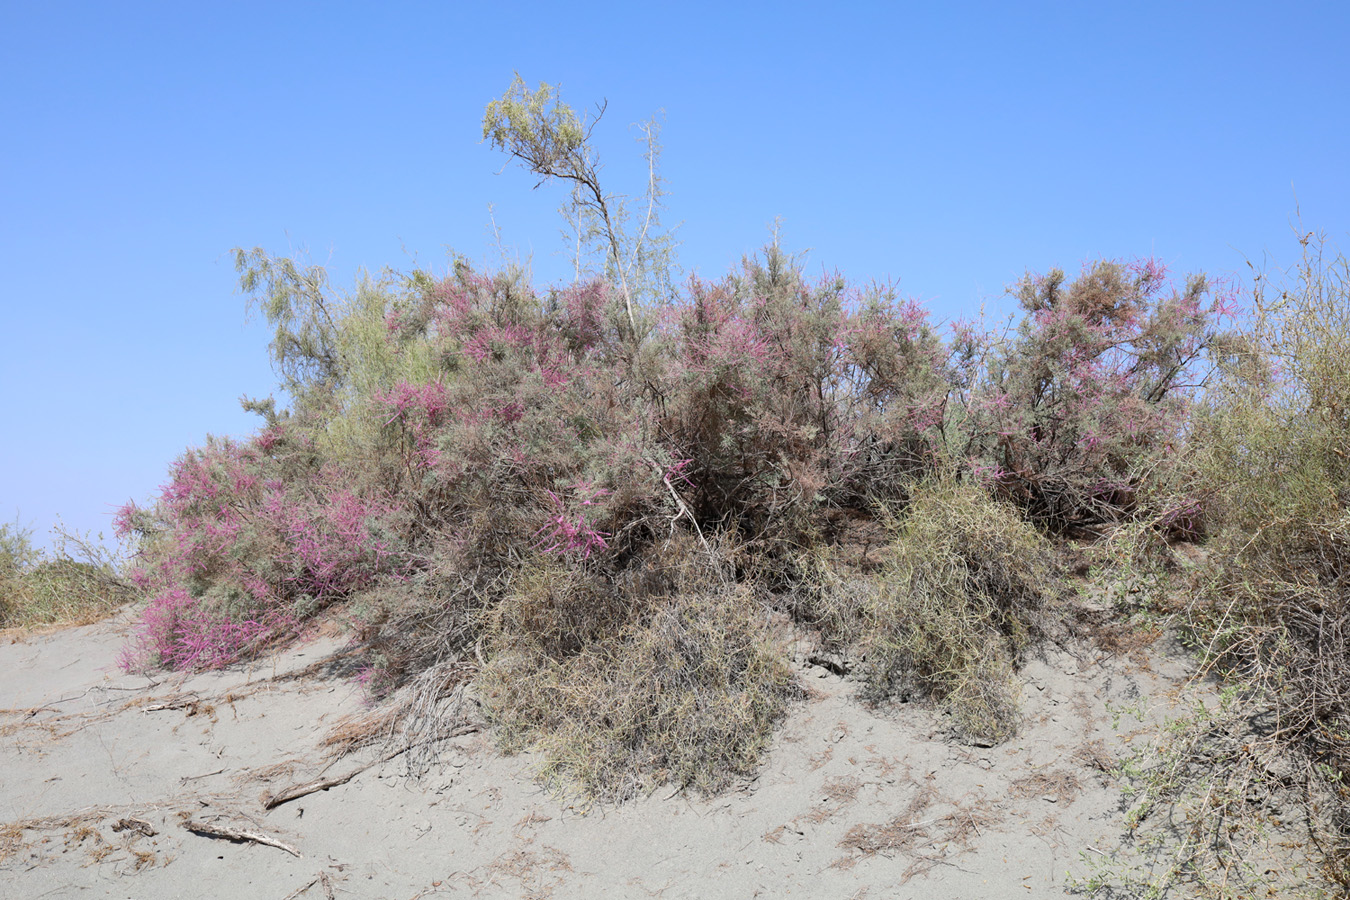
2, 1, 1346, 550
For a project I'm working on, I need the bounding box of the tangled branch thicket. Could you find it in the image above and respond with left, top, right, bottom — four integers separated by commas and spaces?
103, 75, 1350, 893
1182, 229, 1350, 888
113, 241, 1226, 797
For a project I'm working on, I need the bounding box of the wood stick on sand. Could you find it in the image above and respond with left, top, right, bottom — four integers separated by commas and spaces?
183, 818, 301, 857
281, 871, 335, 900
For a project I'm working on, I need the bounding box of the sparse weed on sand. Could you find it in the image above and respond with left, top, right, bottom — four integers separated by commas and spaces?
1087, 227, 1350, 896
1070, 687, 1335, 899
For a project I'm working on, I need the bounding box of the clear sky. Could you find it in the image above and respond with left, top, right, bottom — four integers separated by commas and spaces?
2, 1, 1346, 550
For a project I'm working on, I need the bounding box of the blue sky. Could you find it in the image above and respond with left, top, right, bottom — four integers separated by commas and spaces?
2, 1, 1346, 550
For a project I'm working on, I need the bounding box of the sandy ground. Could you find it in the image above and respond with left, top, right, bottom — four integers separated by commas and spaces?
1, 609, 1212, 899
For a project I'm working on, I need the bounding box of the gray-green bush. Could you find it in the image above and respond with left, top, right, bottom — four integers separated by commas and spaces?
1185, 228, 1350, 887
854, 477, 1060, 744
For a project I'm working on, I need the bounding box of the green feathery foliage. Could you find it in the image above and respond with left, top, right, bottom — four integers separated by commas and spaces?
484, 74, 677, 343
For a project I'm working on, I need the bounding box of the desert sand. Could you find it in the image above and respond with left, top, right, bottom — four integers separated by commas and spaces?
0, 608, 1232, 899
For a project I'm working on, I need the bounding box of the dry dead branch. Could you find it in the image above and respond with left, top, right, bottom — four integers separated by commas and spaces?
183, 818, 301, 857
265, 725, 480, 810
281, 871, 336, 900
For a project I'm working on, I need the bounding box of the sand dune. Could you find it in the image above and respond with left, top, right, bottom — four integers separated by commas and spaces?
0, 610, 1273, 898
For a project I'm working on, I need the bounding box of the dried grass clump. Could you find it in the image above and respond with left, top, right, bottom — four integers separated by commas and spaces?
1010, 769, 1081, 804
858, 476, 1060, 745
478, 538, 798, 801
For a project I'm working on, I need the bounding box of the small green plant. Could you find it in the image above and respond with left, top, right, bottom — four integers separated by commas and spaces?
1104, 695, 1150, 732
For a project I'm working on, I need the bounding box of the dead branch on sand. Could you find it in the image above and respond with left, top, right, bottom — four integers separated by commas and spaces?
281, 871, 336, 900
183, 818, 301, 857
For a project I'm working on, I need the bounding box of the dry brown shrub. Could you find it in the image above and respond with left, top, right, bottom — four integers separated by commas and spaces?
479, 536, 799, 801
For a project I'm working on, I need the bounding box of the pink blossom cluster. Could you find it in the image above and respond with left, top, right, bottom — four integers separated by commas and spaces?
535, 486, 611, 558
121, 587, 289, 671
120, 436, 398, 671
375, 380, 451, 469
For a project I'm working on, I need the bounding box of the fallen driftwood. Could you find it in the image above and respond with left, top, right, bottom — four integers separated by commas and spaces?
263, 725, 480, 811
263, 764, 374, 811
183, 818, 301, 857
140, 694, 201, 713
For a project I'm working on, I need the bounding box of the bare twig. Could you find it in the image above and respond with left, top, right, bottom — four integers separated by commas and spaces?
280, 876, 319, 900
280, 871, 335, 900
180, 768, 226, 782
645, 457, 710, 551
142, 697, 200, 713
264, 726, 480, 810
263, 764, 374, 811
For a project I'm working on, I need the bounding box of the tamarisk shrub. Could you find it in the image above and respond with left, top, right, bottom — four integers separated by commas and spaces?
655, 246, 952, 558
116, 430, 401, 670
121, 232, 1235, 797
964, 259, 1232, 532
114, 75, 1265, 801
